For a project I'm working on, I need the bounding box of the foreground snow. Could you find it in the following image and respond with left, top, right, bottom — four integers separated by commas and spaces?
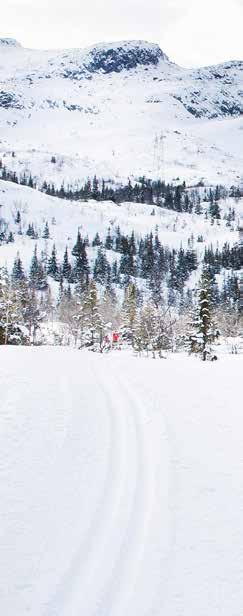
1, 347, 243, 615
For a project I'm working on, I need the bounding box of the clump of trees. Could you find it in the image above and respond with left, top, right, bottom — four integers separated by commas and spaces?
0, 264, 43, 345
0, 246, 241, 359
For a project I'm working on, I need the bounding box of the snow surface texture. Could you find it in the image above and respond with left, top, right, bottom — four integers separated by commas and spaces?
0, 39, 243, 185
1, 346, 243, 616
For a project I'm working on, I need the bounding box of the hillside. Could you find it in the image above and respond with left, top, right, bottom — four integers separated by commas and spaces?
0, 177, 241, 302
0, 38, 243, 185
0, 179, 240, 269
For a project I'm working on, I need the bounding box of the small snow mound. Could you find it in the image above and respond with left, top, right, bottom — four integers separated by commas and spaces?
0, 38, 22, 48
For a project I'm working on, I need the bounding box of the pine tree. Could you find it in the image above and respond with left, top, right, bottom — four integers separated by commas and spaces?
115, 226, 122, 252
62, 247, 72, 281
29, 245, 39, 286
74, 247, 90, 286
72, 231, 90, 285
120, 252, 136, 279
26, 223, 36, 238
93, 248, 110, 285
84, 178, 92, 199
92, 232, 102, 247
129, 231, 137, 256
29, 246, 48, 290
7, 231, 14, 243
209, 199, 221, 222
0, 267, 29, 345
72, 231, 83, 258
42, 221, 50, 239
47, 244, 59, 280
121, 283, 138, 347
12, 255, 25, 283
15, 210, 21, 224
105, 227, 113, 250
18, 284, 43, 344
83, 280, 104, 351
187, 269, 219, 360
92, 175, 99, 200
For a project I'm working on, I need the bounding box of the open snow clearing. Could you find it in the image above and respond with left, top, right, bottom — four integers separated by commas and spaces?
0, 347, 243, 615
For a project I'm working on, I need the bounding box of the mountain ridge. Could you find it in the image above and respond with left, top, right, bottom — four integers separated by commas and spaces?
1, 37, 243, 68
0, 38, 243, 185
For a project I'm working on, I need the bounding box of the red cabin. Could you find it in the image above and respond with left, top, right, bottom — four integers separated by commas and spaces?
112, 332, 119, 343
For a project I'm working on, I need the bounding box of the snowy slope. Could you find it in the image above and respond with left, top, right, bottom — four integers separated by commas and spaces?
1, 346, 243, 616
0, 179, 240, 273
1, 38, 243, 185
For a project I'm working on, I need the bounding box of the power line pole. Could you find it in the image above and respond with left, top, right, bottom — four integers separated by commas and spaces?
153, 132, 165, 182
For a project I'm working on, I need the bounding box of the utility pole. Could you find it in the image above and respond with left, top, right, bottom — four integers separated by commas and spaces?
153, 132, 165, 182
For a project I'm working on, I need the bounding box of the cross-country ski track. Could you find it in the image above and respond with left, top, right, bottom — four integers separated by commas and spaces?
1, 347, 243, 615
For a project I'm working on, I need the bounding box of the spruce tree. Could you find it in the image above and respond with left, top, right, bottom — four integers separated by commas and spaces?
72, 231, 83, 258
105, 228, 113, 250
0, 267, 29, 345
93, 248, 110, 285
187, 269, 218, 360
62, 247, 72, 281
121, 283, 138, 347
29, 245, 40, 287
92, 232, 102, 247
42, 222, 50, 239
12, 255, 25, 283
47, 244, 59, 280
29, 246, 48, 290
83, 280, 104, 351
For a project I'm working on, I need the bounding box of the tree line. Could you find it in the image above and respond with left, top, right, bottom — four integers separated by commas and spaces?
1, 262, 241, 358
8, 225, 241, 305
0, 158, 241, 220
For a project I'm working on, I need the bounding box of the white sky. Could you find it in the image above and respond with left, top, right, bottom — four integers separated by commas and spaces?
0, 0, 243, 67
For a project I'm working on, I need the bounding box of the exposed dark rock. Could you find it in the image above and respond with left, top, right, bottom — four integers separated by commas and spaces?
0, 38, 21, 48
63, 41, 168, 80
173, 85, 243, 119
0, 91, 23, 110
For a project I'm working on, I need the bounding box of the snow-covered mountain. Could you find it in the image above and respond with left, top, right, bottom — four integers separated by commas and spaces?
1, 38, 243, 186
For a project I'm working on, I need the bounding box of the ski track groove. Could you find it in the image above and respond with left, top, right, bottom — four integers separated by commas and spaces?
93, 375, 157, 616
44, 361, 129, 616
45, 361, 160, 616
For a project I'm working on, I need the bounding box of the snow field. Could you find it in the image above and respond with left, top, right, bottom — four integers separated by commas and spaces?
0, 347, 243, 615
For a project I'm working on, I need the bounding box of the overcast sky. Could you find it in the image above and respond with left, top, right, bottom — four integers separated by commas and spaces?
1, 0, 243, 67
